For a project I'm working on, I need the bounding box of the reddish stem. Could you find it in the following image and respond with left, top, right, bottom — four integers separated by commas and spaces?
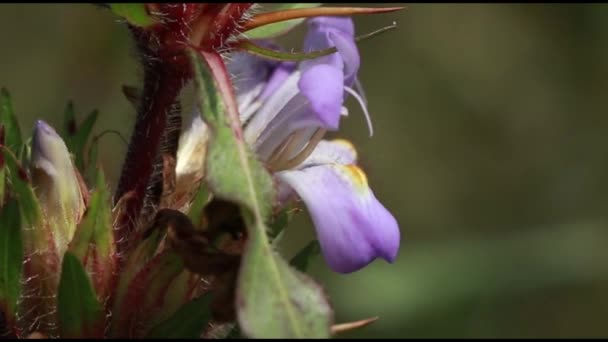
112, 4, 253, 259
113, 28, 190, 257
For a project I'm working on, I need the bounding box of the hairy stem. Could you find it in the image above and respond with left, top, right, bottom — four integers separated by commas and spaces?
113, 26, 190, 258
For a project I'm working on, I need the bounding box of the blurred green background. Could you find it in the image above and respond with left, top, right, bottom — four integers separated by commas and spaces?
2, 3, 608, 338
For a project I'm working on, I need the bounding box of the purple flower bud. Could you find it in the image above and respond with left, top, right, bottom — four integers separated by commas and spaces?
30, 120, 84, 253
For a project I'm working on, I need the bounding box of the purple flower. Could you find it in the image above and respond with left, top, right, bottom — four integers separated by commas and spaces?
177, 16, 400, 273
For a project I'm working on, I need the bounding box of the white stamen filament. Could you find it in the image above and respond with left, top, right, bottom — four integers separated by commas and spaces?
354, 77, 368, 106
267, 128, 327, 172
344, 86, 374, 137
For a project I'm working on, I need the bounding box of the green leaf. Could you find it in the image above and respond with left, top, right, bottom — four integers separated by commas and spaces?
187, 182, 210, 229
0, 147, 42, 228
64, 108, 98, 172
240, 21, 398, 62
0, 88, 22, 153
109, 3, 157, 27
68, 171, 115, 298
85, 134, 99, 183
0, 165, 5, 208
0, 199, 23, 326
62, 101, 76, 139
245, 3, 321, 40
189, 50, 332, 338
239, 40, 337, 62
290, 240, 321, 273
0, 126, 5, 208
145, 293, 214, 339
57, 252, 105, 338
268, 207, 297, 243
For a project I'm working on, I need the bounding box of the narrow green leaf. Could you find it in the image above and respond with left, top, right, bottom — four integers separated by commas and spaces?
0, 147, 42, 228
0, 199, 23, 326
187, 182, 210, 229
68, 171, 115, 298
109, 4, 157, 27
290, 240, 321, 273
57, 252, 105, 338
70, 170, 112, 259
145, 293, 214, 339
0, 166, 5, 208
72, 110, 98, 171
0, 126, 5, 207
85, 135, 99, 183
239, 22, 398, 62
245, 3, 321, 40
0, 88, 22, 153
240, 40, 337, 62
189, 50, 332, 338
62, 101, 76, 140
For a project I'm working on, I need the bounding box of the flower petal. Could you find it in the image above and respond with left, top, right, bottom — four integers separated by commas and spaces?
298, 139, 358, 168
298, 63, 344, 130
175, 112, 208, 201
227, 50, 277, 120
301, 17, 360, 86
244, 71, 300, 145
30, 120, 84, 251
276, 164, 400, 273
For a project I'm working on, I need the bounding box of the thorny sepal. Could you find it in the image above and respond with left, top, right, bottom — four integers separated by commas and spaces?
189, 49, 332, 338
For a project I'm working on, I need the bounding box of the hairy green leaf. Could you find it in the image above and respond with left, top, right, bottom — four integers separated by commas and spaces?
145, 293, 213, 339
0, 88, 22, 153
245, 3, 321, 40
0, 199, 23, 326
189, 50, 332, 338
57, 252, 105, 338
109, 3, 157, 27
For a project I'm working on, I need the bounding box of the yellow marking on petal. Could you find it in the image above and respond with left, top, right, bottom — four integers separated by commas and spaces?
340, 164, 369, 192
330, 139, 358, 161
